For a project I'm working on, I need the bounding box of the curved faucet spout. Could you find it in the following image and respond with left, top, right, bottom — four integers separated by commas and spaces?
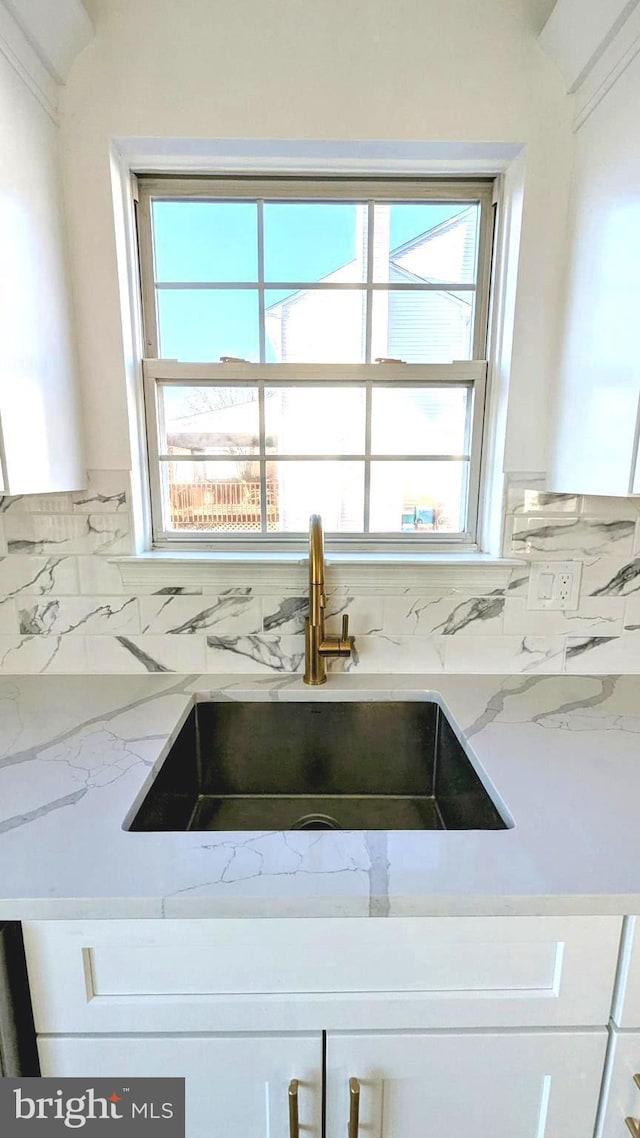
304, 513, 355, 685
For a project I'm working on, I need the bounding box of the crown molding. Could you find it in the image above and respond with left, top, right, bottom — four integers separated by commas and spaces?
539, 0, 640, 131
539, 0, 640, 93
0, 1, 58, 120
0, 0, 93, 84
572, 0, 640, 129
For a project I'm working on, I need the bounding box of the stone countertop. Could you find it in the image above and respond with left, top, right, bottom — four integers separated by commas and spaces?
0, 672, 638, 920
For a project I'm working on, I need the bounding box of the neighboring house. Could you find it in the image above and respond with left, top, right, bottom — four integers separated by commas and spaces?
264, 206, 477, 364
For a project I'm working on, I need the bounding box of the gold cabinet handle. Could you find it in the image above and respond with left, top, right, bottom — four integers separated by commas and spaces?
288, 1079, 299, 1138
625, 1074, 640, 1135
348, 1077, 360, 1138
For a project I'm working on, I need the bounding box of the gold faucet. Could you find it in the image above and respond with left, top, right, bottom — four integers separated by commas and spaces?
303, 514, 354, 685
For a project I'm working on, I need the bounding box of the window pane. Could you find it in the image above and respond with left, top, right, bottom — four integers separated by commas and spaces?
157, 290, 259, 362
263, 203, 366, 283
268, 461, 364, 531
265, 288, 366, 363
152, 201, 258, 282
371, 387, 469, 455
265, 387, 365, 454
371, 290, 474, 362
369, 461, 468, 533
372, 203, 479, 283
162, 460, 263, 532
159, 386, 259, 455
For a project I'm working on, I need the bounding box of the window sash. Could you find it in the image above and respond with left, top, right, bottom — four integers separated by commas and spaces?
137, 177, 495, 362
143, 360, 487, 552
136, 177, 494, 551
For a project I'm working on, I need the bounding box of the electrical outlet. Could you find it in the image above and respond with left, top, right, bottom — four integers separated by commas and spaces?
527, 561, 582, 611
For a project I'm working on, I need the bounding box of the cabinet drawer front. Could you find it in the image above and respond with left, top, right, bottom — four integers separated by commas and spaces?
23, 916, 622, 1034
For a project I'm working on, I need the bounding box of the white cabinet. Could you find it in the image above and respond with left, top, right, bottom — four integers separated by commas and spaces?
0, 41, 85, 494
596, 917, 640, 1136
610, 916, 640, 1029
39, 1029, 608, 1138
39, 1034, 322, 1138
327, 1031, 607, 1138
596, 1031, 640, 1138
21, 915, 622, 1033
546, 45, 640, 497
23, 916, 621, 1138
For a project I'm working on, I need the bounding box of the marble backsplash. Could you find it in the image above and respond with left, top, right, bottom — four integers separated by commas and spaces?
0, 472, 639, 675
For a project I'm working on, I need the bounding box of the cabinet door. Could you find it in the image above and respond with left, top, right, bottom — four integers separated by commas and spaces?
596, 1030, 640, 1138
39, 1034, 321, 1138
326, 1030, 607, 1138
546, 44, 640, 497
0, 50, 85, 494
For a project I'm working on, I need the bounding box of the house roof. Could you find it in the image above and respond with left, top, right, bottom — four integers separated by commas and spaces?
388, 204, 475, 265
265, 205, 476, 315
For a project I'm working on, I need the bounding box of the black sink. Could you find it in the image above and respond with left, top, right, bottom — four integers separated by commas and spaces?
128, 701, 508, 832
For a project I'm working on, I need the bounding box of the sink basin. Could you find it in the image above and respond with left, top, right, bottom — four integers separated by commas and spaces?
128, 701, 508, 832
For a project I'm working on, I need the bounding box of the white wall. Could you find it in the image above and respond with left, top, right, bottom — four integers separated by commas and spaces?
0, 43, 85, 493
58, 0, 573, 481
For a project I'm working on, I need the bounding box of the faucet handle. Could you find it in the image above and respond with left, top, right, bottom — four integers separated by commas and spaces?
338, 612, 354, 658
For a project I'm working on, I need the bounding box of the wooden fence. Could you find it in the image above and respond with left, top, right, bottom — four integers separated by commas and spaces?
169, 479, 279, 531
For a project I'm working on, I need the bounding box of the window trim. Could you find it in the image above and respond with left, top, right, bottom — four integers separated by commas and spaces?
136, 176, 495, 552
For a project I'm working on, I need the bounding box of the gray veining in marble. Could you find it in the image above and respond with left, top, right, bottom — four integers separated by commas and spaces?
591, 558, 640, 596
565, 636, 618, 660
435, 596, 505, 634
116, 636, 172, 672
206, 635, 304, 672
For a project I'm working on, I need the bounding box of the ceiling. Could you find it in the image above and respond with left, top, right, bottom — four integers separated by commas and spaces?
80, 0, 559, 32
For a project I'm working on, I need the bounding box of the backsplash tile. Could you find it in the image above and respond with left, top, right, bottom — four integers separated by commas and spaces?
139, 592, 261, 635
0, 471, 639, 674
564, 634, 640, 673
503, 596, 625, 636
205, 633, 305, 673
4, 513, 132, 556
581, 555, 640, 597
0, 555, 79, 599
261, 595, 308, 633
442, 635, 566, 673
17, 597, 139, 636
505, 488, 583, 514
71, 470, 129, 513
85, 633, 207, 674
507, 515, 636, 559
77, 555, 127, 595
382, 593, 505, 637
0, 634, 87, 674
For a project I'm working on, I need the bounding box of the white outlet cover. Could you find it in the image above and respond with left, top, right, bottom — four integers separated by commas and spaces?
527, 561, 582, 611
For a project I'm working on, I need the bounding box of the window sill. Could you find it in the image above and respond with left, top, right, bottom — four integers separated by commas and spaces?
112, 552, 525, 592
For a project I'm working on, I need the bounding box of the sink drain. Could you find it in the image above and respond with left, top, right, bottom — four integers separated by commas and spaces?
291, 812, 342, 831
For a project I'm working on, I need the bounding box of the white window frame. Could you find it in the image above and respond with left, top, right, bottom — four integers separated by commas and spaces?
137, 176, 495, 553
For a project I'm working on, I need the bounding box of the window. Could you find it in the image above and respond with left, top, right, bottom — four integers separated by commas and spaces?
137, 177, 494, 551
